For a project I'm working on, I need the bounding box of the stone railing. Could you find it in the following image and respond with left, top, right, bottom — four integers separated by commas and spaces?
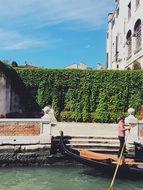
138, 121, 143, 141
0, 119, 51, 145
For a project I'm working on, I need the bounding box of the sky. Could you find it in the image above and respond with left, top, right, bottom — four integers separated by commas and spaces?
0, 0, 115, 69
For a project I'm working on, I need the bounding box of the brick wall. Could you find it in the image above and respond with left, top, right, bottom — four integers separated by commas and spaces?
0, 121, 40, 136
0, 119, 51, 145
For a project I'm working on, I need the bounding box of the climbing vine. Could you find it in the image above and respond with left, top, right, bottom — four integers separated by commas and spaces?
15, 68, 143, 122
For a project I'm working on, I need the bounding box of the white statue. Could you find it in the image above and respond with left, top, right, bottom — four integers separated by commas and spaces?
49, 107, 57, 124
125, 107, 139, 146
41, 106, 51, 122
41, 106, 57, 124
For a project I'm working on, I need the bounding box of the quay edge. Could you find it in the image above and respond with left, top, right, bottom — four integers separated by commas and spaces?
0, 120, 142, 167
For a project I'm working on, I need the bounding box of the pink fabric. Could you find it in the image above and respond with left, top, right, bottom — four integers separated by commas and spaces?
118, 120, 125, 137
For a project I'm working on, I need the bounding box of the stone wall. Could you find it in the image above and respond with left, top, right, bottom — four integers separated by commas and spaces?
0, 73, 11, 116
0, 72, 21, 117
0, 119, 52, 166
0, 121, 40, 136
0, 119, 51, 144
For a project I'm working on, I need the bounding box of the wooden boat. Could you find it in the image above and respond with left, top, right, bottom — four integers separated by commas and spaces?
59, 131, 143, 175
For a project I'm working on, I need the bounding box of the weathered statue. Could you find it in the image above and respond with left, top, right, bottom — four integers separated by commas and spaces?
125, 107, 139, 146
41, 106, 51, 122
41, 106, 57, 124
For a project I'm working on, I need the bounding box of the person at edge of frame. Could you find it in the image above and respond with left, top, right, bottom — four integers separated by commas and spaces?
117, 116, 131, 159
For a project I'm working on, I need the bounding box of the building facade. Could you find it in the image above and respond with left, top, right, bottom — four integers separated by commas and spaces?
107, 0, 143, 70
65, 62, 89, 70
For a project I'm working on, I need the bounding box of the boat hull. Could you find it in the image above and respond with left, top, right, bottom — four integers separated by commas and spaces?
59, 131, 143, 176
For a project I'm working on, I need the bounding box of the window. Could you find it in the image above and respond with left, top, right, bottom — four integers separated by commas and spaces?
124, 19, 126, 34
106, 53, 108, 68
128, 2, 131, 20
134, 19, 142, 52
112, 18, 115, 28
136, 0, 140, 8
117, 64, 119, 69
115, 36, 119, 62
107, 32, 109, 39
126, 30, 132, 58
116, 8, 119, 18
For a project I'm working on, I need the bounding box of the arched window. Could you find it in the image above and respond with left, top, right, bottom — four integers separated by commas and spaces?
134, 19, 142, 51
126, 30, 132, 57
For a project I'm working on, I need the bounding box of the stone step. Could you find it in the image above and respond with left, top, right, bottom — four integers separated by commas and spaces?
67, 143, 119, 147
53, 137, 119, 146
53, 137, 118, 143
68, 139, 119, 144
69, 145, 119, 150
73, 147, 119, 153
54, 135, 118, 140
70, 136, 118, 140
54, 139, 119, 144
52, 136, 120, 153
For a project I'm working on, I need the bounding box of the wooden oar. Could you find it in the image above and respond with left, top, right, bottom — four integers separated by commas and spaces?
112, 161, 143, 165
107, 132, 129, 190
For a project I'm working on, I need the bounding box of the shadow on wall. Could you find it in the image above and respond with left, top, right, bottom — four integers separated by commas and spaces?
0, 61, 41, 118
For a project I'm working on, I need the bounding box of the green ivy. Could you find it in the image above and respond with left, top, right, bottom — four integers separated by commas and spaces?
15, 68, 143, 122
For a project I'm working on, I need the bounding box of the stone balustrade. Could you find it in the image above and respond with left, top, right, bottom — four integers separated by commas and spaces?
0, 119, 51, 145
0, 119, 52, 166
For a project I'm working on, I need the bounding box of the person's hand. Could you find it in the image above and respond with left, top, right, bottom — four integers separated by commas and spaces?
127, 127, 131, 131
125, 126, 131, 131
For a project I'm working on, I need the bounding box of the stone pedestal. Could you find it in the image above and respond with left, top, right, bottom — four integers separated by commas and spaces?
140, 105, 143, 120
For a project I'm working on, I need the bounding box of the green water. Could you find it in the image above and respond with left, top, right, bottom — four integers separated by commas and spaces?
0, 166, 142, 190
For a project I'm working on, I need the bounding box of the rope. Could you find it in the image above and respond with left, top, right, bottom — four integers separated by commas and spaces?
107, 132, 129, 190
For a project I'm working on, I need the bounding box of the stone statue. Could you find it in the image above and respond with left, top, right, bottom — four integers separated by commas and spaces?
49, 107, 57, 124
41, 106, 57, 124
125, 107, 139, 147
41, 106, 51, 122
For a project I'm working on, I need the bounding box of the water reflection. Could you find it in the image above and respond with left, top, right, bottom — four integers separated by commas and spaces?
82, 167, 143, 180
82, 167, 143, 190
0, 166, 142, 190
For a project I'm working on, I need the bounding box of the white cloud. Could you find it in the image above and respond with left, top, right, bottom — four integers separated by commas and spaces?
0, 0, 114, 30
0, 29, 52, 50
84, 45, 91, 49
0, 0, 114, 50
0, 39, 47, 50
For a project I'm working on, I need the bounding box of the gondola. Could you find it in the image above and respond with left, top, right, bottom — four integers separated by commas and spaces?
59, 131, 143, 175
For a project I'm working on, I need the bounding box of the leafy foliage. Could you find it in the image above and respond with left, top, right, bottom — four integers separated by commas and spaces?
132, 60, 141, 70
15, 68, 143, 122
11, 61, 18, 67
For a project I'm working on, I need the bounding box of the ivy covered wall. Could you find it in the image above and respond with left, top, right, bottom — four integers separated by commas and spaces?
16, 68, 143, 122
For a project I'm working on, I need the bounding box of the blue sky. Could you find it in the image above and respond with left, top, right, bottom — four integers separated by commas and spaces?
0, 0, 115, 69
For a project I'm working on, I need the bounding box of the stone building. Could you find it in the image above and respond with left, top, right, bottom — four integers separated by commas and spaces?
107, 0, 143, 70
65, 62, 89, 70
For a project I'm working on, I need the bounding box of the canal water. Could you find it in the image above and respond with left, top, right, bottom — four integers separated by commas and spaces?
0, 166, 143, 190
